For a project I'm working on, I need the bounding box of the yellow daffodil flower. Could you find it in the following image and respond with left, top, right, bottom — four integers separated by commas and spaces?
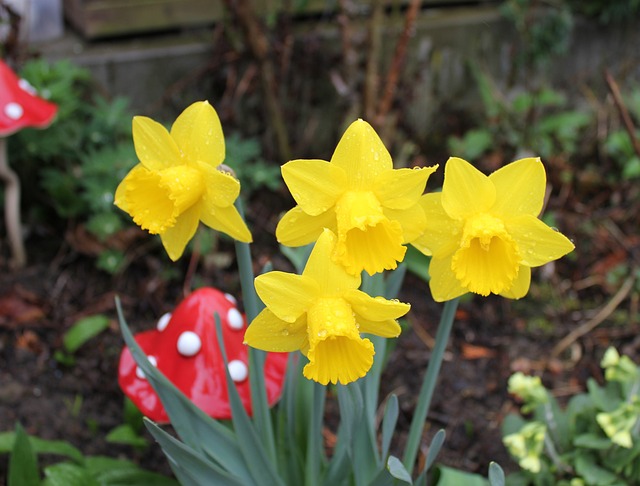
276, 119, 437, 276
413, 157, 574, 302
114, 101, 252, 260
244, 229, 410, 385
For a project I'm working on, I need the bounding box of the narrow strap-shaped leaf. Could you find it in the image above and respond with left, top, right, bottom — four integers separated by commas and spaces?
336, 383, 364, 447
414, 429, 446, 486
384, 264, 406, 300
213, 314, 286, 486
305, 381, 326, 486
387, 456, 413, 484
234, 199, 277, 462
402, 298, 460, 471
381, 395, 399, 460
424, 429, 446, 473
8, 423, 39, 486
144, 420, 246, 486
322, 436, 352, 486
488, 462, 505, 486
117, 299, 251, 481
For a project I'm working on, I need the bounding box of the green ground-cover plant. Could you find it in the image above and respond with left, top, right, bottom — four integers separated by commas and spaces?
502, 348, 640, 485
447, 65, 592, 162
1, 423, 176, 486
53, 314, 111, 367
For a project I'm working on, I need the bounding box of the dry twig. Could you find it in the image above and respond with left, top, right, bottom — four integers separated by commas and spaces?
604, 69, 640, 159
551, 274, 636, 359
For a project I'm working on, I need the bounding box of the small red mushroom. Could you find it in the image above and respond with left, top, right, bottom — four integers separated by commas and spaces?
0, 59, 57, 267
118, 287, 288, 422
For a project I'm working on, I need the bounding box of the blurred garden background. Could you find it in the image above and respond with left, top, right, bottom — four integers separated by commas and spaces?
1, 0, 639, 483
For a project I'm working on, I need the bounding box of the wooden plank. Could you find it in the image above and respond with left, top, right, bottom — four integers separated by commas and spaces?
63, 0, 225, 38
63, 0, 502, 39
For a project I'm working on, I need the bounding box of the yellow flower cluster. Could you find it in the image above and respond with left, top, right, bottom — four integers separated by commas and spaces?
116, 101, 575, 385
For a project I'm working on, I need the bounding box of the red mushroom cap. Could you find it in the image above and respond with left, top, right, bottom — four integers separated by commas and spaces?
0, 59, 58, 136
118, 287, 288, 422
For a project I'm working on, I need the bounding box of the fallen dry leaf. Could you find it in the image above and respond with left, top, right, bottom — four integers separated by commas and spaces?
460, 343, 497, 360
0, 287, 45, 327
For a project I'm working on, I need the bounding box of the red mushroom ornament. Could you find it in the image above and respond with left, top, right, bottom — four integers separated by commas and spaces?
0, 59, 57, 267
118, 287, 288, 422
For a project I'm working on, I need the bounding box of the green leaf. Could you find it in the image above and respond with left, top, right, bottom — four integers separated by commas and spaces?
433, 465, 489, 486
8, 424, 40, 486
42, 463, 98, 486
381, 395, 399, 460
424, 429, 446, 472
575, 451, 620, 484
144, 419, 247, 486
63, 314, 110, 353
213, 313, 285, 486
83, 456, 137, 475
88, 456, 178, 486
488, 462, 505, 486
0, 432, 83, 463
105, 424, 148, 449
573, 433, 613, 450
387, 455, 413, 484
117, 300, 252, 482
403, 246, 430, 283
337, 382, 364, 448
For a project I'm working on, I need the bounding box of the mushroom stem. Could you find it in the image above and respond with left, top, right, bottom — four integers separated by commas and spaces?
0, 137, 26, 268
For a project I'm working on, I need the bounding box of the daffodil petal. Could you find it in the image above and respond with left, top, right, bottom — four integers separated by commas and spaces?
170, 101, 225, 166
160, 204, 201, 261
357, 317, 402, 338
281, 159, 347, 216
500, 266, 531, 299
133, 116, 182, 171
489, 158, 546, 218
244, 309, 308, 352
200, 202, 252, 242
414, 193, 463, 258
374, 165, 437, 209
255, 272, 319, 322
304, 229, 361, 294
428, 255, 468, 302
442, 157, 495, 219
507, 214, 575, 267
276, 206, 337, 247
384, 203, 427, 243
197, 162, 240, 208
344, 289, 410, 321
330, 119, 392, 187
303, 335, 374, 385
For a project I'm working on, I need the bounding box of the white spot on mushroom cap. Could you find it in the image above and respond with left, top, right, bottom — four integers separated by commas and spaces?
228, 360, 248, 382
4, 102, 23, 120
157, 312, 171, 332
135, 355, 157, 380
227, 308, 244, 330
177, 331, 201, 357
224, 293, 237, 305
18, 78, 37, 95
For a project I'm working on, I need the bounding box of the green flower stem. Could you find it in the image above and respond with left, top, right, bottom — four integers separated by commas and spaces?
234, 199, 260, 323
402, 297, 460, 472
233, 198, 276, 464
